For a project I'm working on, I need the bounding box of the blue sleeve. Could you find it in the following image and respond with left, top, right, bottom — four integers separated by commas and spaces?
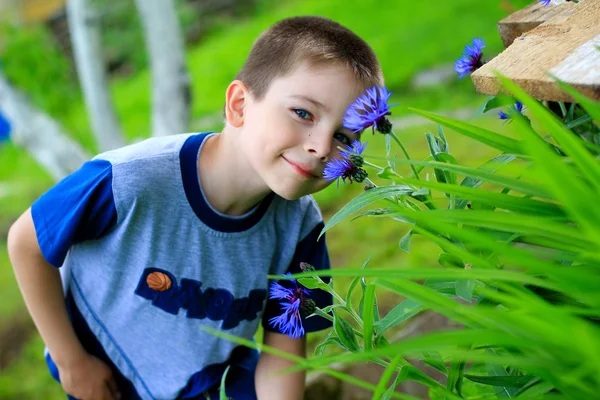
31, 159, 117, 268
263, 222, 333, 334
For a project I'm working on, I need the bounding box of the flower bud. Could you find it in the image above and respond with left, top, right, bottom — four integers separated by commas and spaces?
352, 168, 368, 183
301, 298, 316, 316
300, 262, 316, 272
375, 117, 392, 134
348, 154, 364, 168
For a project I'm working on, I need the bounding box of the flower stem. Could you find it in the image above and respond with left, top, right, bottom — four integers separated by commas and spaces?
363, 160, 385, 171
389, 130, 420, 180
330, 289, 364, 329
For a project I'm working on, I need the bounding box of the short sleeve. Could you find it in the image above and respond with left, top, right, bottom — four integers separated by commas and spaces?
263, 221, 333, 334
31, 159, 117, 268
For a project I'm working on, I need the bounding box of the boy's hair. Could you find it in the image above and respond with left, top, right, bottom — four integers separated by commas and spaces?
236, 16, 383, 99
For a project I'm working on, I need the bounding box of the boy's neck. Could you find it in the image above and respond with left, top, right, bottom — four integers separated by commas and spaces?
198, 128, 272, 217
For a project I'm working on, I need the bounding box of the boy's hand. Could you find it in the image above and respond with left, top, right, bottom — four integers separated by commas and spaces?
58, 353, 121, 400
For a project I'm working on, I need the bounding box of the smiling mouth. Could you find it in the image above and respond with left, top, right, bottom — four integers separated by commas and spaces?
282, 156, 321, 179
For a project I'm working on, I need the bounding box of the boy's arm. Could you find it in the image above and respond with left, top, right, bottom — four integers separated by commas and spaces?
255, 330, 306, 400
8, 208, 120, 400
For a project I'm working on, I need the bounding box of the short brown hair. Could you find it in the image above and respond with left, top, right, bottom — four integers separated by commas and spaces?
236, 16, 383, 99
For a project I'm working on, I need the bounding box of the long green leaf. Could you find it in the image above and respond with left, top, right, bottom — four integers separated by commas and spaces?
363, 284, 376, 352
447, 359, 466, 396
464, 374, 536, 388
487, 348, 519, 397
399, 178, 565, 217
456, 153, 517, 209
407, 209, 592, 250
374, 298, 423, 335
553, 78, 600, 125
366, 155, 550, 199
320, 185, 413, 239
500, 103, 600, 244
219, 365, 230, 400
498, 75, 600, 195
409, 107, 524, 154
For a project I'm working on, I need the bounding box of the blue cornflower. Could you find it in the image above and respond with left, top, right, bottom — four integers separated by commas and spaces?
0, 111, 11, 143
455, 38, 486, 79
340, 140, 368, 159
498, 101, 525, 123
268, 274, 314, 339
323, 140, 368, 183
538, 0, 551, 6
343, 86, 394, 134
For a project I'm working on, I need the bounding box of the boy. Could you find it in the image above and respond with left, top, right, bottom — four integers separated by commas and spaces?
7, 15, 383, 400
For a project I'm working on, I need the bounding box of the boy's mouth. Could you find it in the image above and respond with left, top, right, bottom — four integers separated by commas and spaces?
281, 156, 321, 179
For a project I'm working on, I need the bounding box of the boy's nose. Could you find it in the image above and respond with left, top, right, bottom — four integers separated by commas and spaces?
304, 132, 332, 162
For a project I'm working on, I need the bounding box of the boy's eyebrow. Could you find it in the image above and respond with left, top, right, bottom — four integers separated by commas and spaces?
289, 95, 327, 110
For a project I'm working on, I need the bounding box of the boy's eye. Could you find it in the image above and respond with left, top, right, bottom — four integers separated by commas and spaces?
293, 109, 312, 120
334, 132, 351, 146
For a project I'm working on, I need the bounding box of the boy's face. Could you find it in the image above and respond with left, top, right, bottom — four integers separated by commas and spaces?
238, 62, 366, 200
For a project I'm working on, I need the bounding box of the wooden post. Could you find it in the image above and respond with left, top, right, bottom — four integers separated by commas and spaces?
472, 0, 600, 102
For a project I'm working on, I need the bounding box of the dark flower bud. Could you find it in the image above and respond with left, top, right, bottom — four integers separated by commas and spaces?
375, 117, 392, 134
352, 168, 368, 183
349, 154, 364, 168
300, 262, 316, 272
301, 298, 316, 316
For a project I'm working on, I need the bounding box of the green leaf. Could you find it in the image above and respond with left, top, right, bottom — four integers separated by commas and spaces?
412, 187, 430, 196
456, 153, 517, 209
320, 185, 414, 239
362, 284, 376, 352
366, 155, 550, 199
464, 374, 536, 388
399, 229, 413, 252
333, 310, 361, 352
397, 178, 565, 217
456, 279, 476, 302
425, 279, 457, 296
408, 107, 523, 154
377, 166, 401, 180
482, 95, 518, 113
553, 78, 600, 125
297, 277, 332, 293
374, 298, 423, 335
422, 352, 448, 374
405, 209, 592, 250
372, 355, 403, 400
447, 359, 466, 396
498, 75, 600, 195
220, 365, 230, 400
436, 152, 458, 185
425, 131, 443, 155
425, 132, 452, 185
564, 114, 593, 130
514, 379, 554, 397
350, 208, 399, 222
438, 253, 464, 269
314, 336, 345, 357
345, 255, 373, 315
486, 348, 519, 397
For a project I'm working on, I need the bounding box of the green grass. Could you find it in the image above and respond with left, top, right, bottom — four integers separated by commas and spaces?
0, 0, 532, 397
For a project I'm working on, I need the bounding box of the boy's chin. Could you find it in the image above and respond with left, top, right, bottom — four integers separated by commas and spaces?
270, 181, 331, 201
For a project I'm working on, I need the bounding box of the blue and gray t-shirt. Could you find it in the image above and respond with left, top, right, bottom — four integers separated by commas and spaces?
32, 132, 333, 399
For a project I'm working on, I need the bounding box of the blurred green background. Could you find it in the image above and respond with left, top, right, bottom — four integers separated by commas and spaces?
0, 0, 532, 398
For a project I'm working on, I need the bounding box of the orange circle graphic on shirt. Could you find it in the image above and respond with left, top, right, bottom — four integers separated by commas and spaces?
146, 271, 172, 292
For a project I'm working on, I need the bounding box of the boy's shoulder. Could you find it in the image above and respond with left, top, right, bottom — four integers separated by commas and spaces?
93, 132, 198, 166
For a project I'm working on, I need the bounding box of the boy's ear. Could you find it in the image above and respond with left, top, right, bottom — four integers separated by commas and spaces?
225, 80, 250, 128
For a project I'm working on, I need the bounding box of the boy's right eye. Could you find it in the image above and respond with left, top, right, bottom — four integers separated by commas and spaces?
293, 108, 312, 120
